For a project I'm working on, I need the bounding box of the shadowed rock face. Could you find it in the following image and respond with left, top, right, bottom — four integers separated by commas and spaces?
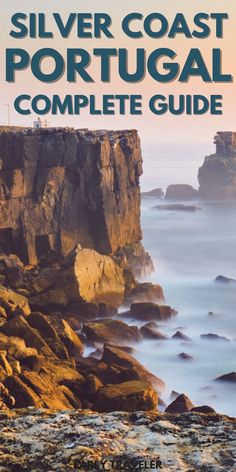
198, 131, 236, 199
0, 127, 143, 265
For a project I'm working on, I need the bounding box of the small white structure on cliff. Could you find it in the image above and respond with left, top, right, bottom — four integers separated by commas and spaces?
33, 118, 49, 129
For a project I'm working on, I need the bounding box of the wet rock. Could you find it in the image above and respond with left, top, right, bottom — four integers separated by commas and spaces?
165, 184, 198, 200
102, 345, 165, 393
166, 394, 195, 413
154, 204, 201, 212
126, 282, 164, 304
141, 188, 164, 198
178, 352, 193, 361
0, 383, 15, 410
93, 380, 158, 412
1, 316, 55, 357
201, 333, 230, 342
172, 331, 192, 342
82, 319, 142, 344
215, 275, 236, 285
0, 285, 30, 318
85, 374, 104, 399
214, 372, 236, 383
0, 351, 13, 376
140, 325, 168, 340
104, 343, 137, 355
191, 405, 216, 414
130, 302, 176, 322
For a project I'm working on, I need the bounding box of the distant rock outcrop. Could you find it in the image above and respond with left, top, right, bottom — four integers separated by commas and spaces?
198, 132, 236, 199
165, 184, 198, 200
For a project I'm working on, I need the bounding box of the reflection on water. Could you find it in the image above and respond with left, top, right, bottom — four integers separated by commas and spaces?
134, 196, 236, 416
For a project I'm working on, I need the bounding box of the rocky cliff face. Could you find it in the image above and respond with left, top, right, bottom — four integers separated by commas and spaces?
0, 127, 142, 264
0, 127, 151, 306
198, 132, 236, 199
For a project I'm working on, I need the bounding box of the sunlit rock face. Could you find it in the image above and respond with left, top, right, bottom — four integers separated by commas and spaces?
0, 127, 143, 264
0, 127, 152, 305
198, 131, 236, 200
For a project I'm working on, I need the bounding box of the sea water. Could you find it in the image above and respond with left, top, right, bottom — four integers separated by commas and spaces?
133, 143, 236, 416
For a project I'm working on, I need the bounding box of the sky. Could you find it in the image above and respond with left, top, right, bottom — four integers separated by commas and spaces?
0, 0, 236, 149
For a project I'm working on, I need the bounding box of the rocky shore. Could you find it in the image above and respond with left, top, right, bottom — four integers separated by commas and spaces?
0, 408, 235, 471
0, 126, 235, 469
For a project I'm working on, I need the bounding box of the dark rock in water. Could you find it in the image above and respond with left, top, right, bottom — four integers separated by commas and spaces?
93, 380, 158, 412
126, 282, 165, 304
166, 394, 195, 413
153, 204, 201, 212
165, 184, 198, 200
198, 131, 236, 200
191, 405, 216, 414
178, 352, 193, 361
172, 331, 192, 342
143, 321, 159, 330
141, 188, 164, 198
104, 343, 137, 355
208, 311, 215, 317
215, 275, 236, 285
201, 333, 230, 343
82, 319, 142, 344
130, 302, 176, 322
214, 372, 236, 383
140, 325, 168, 340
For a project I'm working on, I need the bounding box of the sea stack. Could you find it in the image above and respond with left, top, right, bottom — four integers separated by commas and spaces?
198, 131, 236, 199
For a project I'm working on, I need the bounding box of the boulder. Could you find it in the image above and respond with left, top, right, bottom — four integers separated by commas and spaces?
141, 188, 164, 198
0, 351, 13, 376
30, 357, 85, 385
127, 283, 164, 304
140, 325, 168, 340
166, 394, 195, 413
214, 372, 236, 383
82, 319, 142, 344
201, 333, 230, 343
215, 275, 236, 286
172, 331, 192, 342
165, 184, 198, 200
130, 302, 176, 322
0, 333, 38, 361
0, 383, 15, 410
178, 352, 193, 361
0, 286, 30, 318
1, 316, 55, 357
102, 345, 165, 393
74, 248, 125, 306
28, 313, 84, 357
93, 380, 157, 412
154, 204, 201, 212
191, 405, 216, 414
85, 374, 104, 399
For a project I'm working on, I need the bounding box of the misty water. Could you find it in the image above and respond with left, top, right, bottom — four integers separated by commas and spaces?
132, 145, 236, 416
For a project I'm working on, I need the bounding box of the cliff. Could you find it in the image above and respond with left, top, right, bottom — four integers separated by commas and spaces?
198, 131, 236, 199
0, 127, 151, 306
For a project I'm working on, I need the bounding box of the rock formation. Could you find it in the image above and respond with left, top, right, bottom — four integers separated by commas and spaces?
0, 127, 152, 307
198, 131, 236, 199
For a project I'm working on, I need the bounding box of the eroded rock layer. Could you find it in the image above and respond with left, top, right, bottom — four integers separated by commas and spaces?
0, 127, 142, 264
